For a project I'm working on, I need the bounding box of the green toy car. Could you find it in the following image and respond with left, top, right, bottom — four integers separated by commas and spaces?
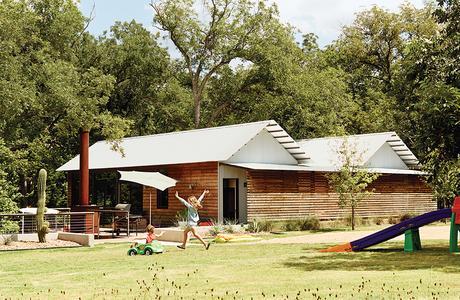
127, 240, 164, 256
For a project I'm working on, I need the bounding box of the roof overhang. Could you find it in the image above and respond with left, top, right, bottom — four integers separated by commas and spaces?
385, 132, 420, 168
264, 121, 309, 164
225, 162, 427, 175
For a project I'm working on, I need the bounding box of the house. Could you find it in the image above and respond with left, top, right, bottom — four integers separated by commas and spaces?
57, 120, 435, 224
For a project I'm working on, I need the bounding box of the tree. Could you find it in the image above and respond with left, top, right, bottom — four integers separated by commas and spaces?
205, 25, 352, 138
328, 3, 439, 134
0, 170, 20, 234
96, 21, 193, 135
0, 0, 131, 206
327, 140, 380, 230
151, 0, 279, 127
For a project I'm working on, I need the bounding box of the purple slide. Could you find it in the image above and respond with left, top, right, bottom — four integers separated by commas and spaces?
350, 208, 452, 251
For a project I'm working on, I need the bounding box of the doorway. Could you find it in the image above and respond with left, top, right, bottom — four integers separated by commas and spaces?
223, 179, 239, 222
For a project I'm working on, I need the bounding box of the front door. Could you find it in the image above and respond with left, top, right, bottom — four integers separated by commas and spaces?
223, 179, 239, 222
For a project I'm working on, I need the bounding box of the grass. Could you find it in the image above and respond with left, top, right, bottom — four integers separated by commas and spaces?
1, 240, 459, 299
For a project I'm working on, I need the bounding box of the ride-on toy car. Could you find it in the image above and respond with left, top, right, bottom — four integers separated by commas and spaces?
127, 240, 164, 256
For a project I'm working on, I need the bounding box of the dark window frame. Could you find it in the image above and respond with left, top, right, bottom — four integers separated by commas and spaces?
156, 189, 168, 209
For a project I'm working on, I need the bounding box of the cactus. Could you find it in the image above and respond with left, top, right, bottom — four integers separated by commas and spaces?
37, 169, 49, 243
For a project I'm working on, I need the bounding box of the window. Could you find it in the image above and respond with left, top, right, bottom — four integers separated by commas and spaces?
157, 189, 168, 209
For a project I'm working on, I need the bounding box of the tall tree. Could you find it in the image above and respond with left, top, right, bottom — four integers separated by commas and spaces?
151, 0, 279, 127
0, 0, 131, 206
95, 21, 193, 135
329, 3, 439, 134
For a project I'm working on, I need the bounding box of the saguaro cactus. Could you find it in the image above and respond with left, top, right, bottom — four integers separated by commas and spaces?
37, 169, 49, 243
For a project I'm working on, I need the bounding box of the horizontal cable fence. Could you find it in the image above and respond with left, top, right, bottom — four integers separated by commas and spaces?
0, 211, 96, 235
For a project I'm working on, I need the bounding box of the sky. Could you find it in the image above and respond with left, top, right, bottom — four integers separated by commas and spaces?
79, 0, 425, 52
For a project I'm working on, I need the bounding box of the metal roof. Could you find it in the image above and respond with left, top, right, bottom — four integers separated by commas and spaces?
225, 163, 426, 175
296, 132, 420, 169
57, 120, 308, 171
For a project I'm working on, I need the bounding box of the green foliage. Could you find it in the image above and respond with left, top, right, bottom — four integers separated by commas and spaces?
175, 208, 188, 224
0, 0, 131, 207
327, 140, 380, 230
424, 156, 460, 207
36, 169, 49, 243
246, 219, 261, 233
258, 220, 275, 232
152, 0, 284, 127
208, 224, 224, 236
0, 171, 20, 214
282, 220, 299, 232
399, 212, 418, 222
298, 217, 321, 231
246, 219, 274, 233
0, 169, 21, 235
282, 217, 321, 231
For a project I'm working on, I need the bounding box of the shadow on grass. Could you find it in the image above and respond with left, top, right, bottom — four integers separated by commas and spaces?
284, 245, 460, 273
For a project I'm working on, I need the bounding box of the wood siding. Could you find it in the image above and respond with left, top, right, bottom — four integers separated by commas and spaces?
141, 162, 218, 225
247, 170, 435, 220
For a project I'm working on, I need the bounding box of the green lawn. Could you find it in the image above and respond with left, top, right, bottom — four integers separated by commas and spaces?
1, 241, 459, 299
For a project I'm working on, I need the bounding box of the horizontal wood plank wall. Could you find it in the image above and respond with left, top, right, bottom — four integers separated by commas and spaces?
247, 170, 435, 220
141, 162, 218, 225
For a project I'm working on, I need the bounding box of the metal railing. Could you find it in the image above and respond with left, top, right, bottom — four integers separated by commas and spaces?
0, 211, 96, 235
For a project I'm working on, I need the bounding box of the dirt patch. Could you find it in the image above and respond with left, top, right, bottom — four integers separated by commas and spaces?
259, 225, 451, 245
0, 239, 80, 251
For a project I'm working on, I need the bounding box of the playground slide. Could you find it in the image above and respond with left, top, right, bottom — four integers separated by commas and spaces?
350, 208, 452, 251
322, 208, 452, 252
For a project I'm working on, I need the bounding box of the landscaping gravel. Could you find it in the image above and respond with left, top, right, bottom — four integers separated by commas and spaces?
0, 240, 80, 251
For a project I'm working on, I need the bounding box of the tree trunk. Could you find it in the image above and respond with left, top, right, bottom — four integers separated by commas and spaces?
351, 206, 355, 231
193, 92, 201, 128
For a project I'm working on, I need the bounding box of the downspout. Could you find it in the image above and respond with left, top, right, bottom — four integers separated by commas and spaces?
79, 129, 90, 206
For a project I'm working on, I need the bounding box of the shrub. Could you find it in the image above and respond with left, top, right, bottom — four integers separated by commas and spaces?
246, 219, 274, 233
374, 217, 385, 225
0, 234, 13, 246
298, 216, 321, 231
223, 224, 237, 234
344, 214, 362, 227
388, 216, 399, 224
0, 219, 19, 234
208, 224, 223, 236
246, 219, 260, 233
258, 220, 275, 232
282, 220, 299, 231
399, 212, 417, 222
175, 208, 188, 225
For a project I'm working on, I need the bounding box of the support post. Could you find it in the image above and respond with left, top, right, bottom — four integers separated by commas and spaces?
451, 196, 460, 253
404, 228, 422, 252
449, 213, 459, 253
79, 129, 90, 206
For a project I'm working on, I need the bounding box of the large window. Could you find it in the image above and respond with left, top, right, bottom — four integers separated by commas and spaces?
157, 189, 168, 209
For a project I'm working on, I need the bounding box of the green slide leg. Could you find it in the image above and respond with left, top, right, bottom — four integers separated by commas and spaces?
404, 228, 422, 252
449, 213, 459, 253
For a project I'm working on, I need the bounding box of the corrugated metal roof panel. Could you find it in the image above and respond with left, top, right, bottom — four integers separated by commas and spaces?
297, 132, 420, 169
58, 121, 270, 171
57, 120, 309, 171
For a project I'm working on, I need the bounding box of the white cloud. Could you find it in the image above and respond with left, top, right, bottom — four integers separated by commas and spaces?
270, 0, 425, 47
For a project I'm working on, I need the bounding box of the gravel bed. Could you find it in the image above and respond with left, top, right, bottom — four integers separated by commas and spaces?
0, 240, 80, 251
